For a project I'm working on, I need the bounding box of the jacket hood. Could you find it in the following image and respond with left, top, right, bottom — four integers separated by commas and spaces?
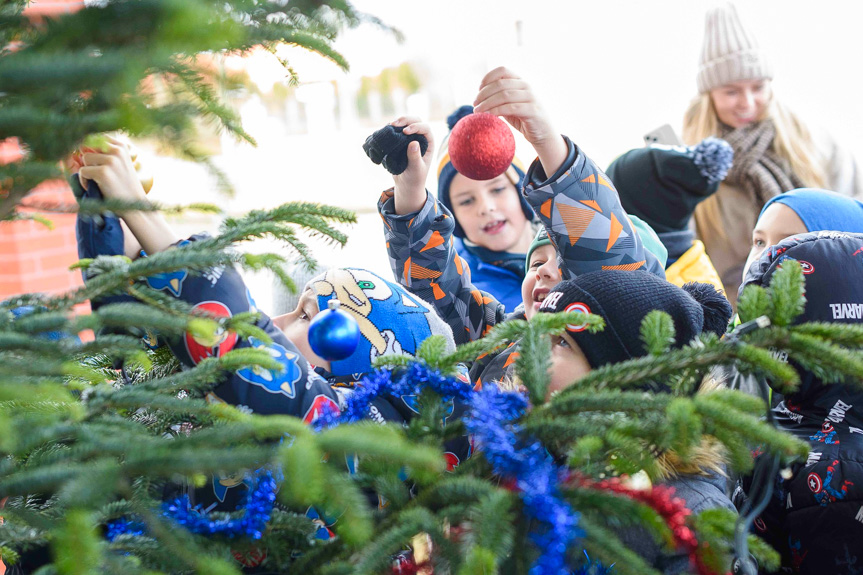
740, 231, 863, 407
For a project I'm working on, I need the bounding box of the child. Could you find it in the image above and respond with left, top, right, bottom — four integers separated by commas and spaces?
538, 269, 735, 572
435, 105, 536, 311
378, 67, 666, 382
73, 138, 469, 510
722, 188, 863, 398
738, 231, 863, 574
538, 270, 732, 395
605, 137, 733, 292
743, 187, 863, 280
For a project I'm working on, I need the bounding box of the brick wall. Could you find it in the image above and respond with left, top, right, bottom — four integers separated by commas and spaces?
0, 140, 83, 300
1, 1, 88, 302
0, 185, 83, 300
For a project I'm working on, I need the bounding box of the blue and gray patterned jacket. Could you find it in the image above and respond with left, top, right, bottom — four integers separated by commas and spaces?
379, 136, 665, 384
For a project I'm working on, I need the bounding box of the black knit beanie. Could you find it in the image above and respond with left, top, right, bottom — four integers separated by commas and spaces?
539, 270, 732, 370
605, 138, 733, 233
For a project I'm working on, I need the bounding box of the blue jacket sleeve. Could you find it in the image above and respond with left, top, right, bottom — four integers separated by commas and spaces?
523, 136, 666, 281
378, 189, 506, 346
73, 176, 139, 311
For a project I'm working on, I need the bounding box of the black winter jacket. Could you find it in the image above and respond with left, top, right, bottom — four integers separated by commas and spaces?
741, 232, 863, 574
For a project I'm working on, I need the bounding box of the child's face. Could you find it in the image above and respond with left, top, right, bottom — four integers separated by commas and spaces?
273, 289, 331, 371
709, 79, 771, 129
449, 173, 531, 253
547, 332, 592, 398
522, 244, 561, 319
743, 203, 807, 281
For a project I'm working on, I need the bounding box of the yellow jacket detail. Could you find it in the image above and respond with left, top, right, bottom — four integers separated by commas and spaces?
665, 240, 725, 294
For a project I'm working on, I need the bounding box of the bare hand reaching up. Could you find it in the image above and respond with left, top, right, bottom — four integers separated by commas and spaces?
474, 67, 568, 176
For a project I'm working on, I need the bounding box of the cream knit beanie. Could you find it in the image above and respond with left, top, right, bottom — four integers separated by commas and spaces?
696, 3, 772, 93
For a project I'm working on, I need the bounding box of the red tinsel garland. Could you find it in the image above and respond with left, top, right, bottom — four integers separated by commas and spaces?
571, 475, 723, 575
389, 475, 732, 575
391, 553, 431, 575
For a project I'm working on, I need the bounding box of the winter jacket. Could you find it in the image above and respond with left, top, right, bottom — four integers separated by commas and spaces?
76, 227, 343, 424
452, 236, 525, 312
739, 231, 863, 574
620, 471, 735, 574
379, 136, 665, 383
696, 129, 862, 308
665, 240, 724, 293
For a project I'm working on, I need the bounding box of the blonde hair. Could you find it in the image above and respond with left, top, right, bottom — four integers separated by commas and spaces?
503, 374, 728, 480
682, 92, 827, 241
653, 377, 727, 480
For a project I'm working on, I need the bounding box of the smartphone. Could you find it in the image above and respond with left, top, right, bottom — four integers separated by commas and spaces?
643, 124, 682, 146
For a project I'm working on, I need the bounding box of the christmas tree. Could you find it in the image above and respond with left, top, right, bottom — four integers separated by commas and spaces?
2, 2, 861, 574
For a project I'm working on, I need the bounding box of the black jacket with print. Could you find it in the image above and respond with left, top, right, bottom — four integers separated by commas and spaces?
739, 232, 863, 574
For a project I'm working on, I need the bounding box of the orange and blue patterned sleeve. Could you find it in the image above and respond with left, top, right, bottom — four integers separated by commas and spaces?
523, 136, 666, 281
378, 189, 506, 346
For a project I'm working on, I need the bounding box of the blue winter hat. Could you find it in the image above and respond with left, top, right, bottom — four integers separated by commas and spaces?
437, 105, 532, 239
308, 268, 455, 377
759, 188, 863, 234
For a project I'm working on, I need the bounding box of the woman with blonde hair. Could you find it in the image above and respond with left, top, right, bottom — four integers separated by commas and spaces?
683, 3, 861, 306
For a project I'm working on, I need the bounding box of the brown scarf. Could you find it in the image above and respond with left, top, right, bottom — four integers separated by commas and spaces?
721, 120, 804, 205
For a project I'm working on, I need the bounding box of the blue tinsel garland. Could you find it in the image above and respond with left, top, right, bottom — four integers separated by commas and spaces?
313, 364, 473, 430
318, 364, 583, 575
107, 469, 278, 540
108, 363, 586, 573
464, 384, 583, 575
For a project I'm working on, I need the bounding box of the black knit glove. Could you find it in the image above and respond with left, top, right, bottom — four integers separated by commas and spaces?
362, 125, 428, 175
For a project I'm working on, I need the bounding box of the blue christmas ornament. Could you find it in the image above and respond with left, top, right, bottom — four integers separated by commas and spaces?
308, 299, 360, 361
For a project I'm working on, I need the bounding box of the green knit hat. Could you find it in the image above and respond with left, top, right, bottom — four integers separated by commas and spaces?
525, 227, 552, 275
630, 215, 668, 269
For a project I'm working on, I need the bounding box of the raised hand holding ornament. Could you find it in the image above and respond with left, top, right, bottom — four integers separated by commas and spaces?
447, 112, 516, 181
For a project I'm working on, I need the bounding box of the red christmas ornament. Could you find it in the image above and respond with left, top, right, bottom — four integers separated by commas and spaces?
448, 113, 516, 181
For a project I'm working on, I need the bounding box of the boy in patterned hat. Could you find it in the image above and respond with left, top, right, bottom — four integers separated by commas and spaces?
73, 137, 470, 514
377, 67, 666, 383
434, 104, 536, 310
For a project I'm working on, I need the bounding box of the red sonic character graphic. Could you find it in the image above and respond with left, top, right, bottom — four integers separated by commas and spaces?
302, 394, 339, 424
808, 459, 854, 506
184, 301, 238, 365
810, 419, 840, 445
444, 452, 460, 472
